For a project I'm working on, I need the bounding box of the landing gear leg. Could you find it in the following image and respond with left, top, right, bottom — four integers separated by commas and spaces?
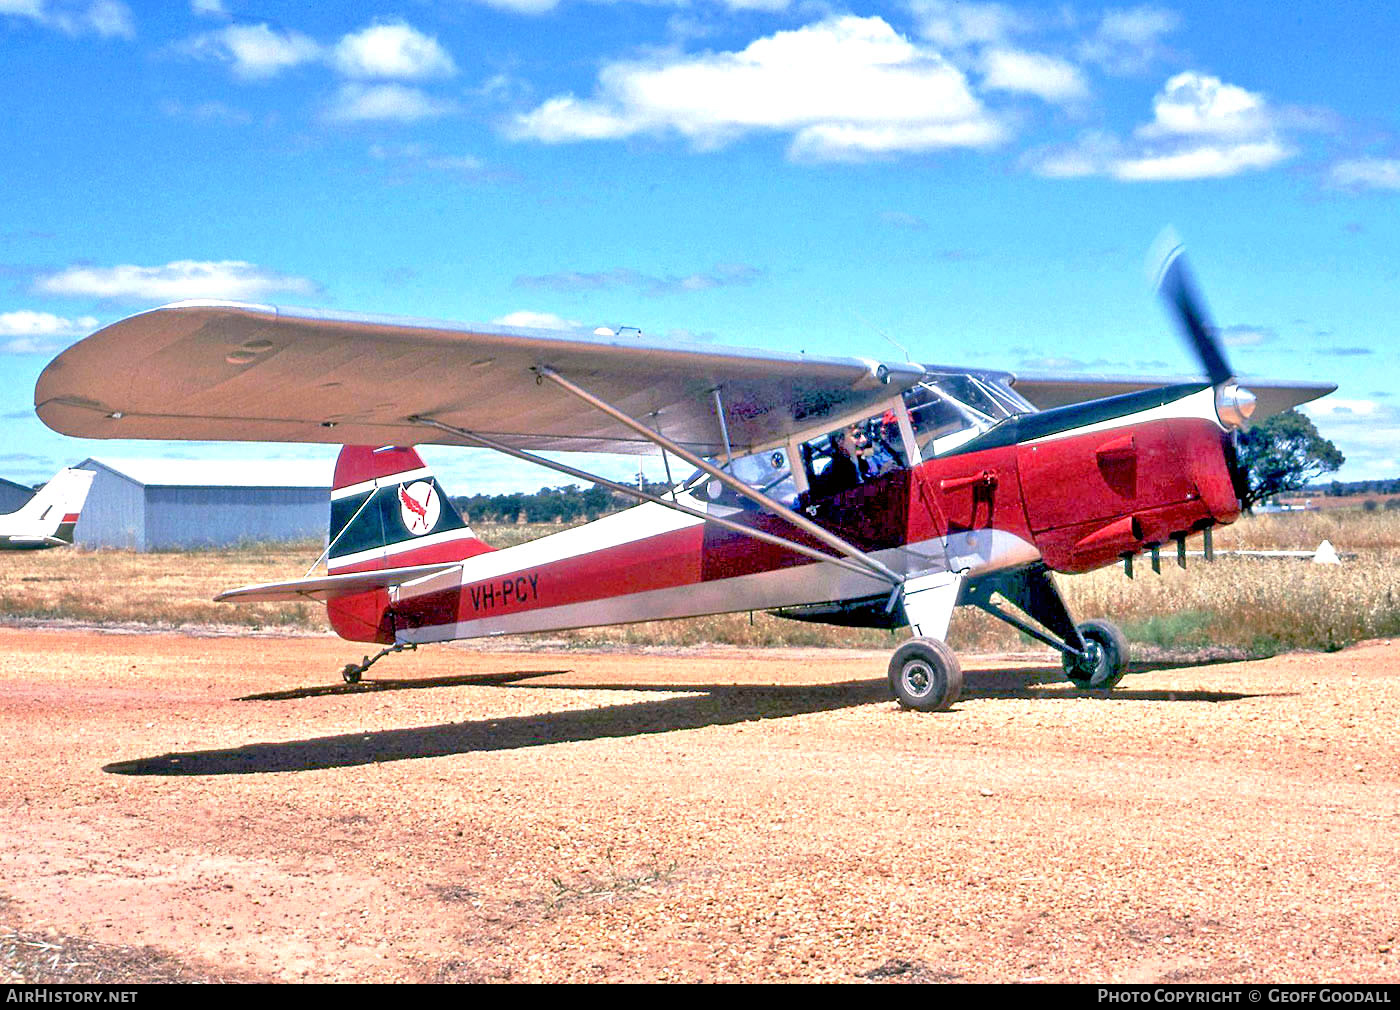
341, 642, 417, 684
963, 565, 1131, 691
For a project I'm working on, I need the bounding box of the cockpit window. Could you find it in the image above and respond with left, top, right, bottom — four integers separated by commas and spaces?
687, 448, 798, 512
679, 373, 1035, 507
907, 374, 1034, 457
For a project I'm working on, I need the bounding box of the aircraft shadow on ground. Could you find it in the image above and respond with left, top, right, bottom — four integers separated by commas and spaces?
105, 661, 1275, 777
237, 669, 569, 701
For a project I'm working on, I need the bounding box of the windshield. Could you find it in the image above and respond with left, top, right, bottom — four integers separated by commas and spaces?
906, 374, 1034, 457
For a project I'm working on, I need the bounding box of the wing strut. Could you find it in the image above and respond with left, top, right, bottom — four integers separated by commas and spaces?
407, 415, 891, 584
531, 366, 906, 588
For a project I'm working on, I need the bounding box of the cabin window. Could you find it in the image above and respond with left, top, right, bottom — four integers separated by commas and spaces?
690, 448, 798, 512
801, 411, 907, 501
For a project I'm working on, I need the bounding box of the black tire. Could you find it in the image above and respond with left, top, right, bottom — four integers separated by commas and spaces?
342, 663, 363, 685
1062, 618, 1130, 689
888, 637, 963, 712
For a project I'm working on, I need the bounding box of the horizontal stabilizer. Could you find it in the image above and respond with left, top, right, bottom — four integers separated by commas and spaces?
215, 561, 462, 604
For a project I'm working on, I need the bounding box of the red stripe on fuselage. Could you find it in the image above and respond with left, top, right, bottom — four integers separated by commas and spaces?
394, 525, 705, 631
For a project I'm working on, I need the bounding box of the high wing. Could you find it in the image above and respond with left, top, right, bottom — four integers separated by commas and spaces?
1012, 372, 1335, 419
35, 301, 928, 457
213, 562, 464, 603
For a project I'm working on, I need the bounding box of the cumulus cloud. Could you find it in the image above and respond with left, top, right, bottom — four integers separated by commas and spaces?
326, 83, 456, 122
1025, 72, 1294, 181
0, 310, 100, 353
34, 261, 319, 302
511, 16, 1008, 161
492, 310, 582, 330
980, 47, 1088, 104
1329, 158, 1400, 191
909, 0, 1026, 50
332, 21, 456, 80
184, 18, 457, 100
1, 0, 133, 38
186, 23, 321, 80
1112, 140, 1292, 181
1138, 72, 1271, 138
0, 309, 99, 336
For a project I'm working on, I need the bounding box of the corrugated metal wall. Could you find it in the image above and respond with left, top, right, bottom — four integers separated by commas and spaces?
72, 463, 329, 550
74, 464, 146, 550
145, 486, 327, 549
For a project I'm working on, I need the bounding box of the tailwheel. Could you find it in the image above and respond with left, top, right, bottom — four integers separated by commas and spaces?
888, 637, 963, 712
339, 642, 416, 685
1062, 618, 1129, 690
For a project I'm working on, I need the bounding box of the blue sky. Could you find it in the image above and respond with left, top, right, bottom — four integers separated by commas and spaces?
2, 0, 1397, 494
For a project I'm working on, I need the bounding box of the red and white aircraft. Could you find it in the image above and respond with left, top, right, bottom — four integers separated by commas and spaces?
0, 467, 95, 551
34, 244, 1332, 709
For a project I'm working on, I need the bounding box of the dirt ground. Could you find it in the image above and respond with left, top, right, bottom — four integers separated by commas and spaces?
0, 625, 1396, 983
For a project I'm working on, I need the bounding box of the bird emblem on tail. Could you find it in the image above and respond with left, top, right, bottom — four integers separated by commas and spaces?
398, 481, 439, 535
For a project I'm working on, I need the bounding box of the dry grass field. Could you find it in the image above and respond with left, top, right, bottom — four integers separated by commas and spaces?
2, 510, 1397, 658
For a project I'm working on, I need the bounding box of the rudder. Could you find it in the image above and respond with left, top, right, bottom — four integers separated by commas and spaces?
327, 446, 492, 642
7, 468, 96, 545
328, 445, 492, 573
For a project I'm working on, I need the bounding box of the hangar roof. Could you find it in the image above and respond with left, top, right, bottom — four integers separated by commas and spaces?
78, 457, 332, 490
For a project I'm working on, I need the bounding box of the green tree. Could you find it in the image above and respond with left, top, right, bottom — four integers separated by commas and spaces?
1235, 409, 1344, 509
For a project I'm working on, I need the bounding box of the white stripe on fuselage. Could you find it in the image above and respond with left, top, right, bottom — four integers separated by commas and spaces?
390, 514, 1040, 645
437, 493, 706, 582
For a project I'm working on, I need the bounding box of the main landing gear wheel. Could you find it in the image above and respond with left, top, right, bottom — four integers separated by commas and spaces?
1062, 618, 1130, 690
888, 637, 963, 712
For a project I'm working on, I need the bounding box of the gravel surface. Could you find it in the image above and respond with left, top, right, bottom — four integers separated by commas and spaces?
0, 626, 1396, 983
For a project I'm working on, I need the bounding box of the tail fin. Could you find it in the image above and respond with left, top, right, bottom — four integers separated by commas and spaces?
1, 468, 95, 547
327, 445, 493, 575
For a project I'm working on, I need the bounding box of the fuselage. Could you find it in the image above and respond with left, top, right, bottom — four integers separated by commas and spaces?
330, 382, 1241, 646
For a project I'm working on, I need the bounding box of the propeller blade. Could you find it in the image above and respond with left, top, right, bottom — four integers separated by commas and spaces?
1151, 233, 1234, 386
